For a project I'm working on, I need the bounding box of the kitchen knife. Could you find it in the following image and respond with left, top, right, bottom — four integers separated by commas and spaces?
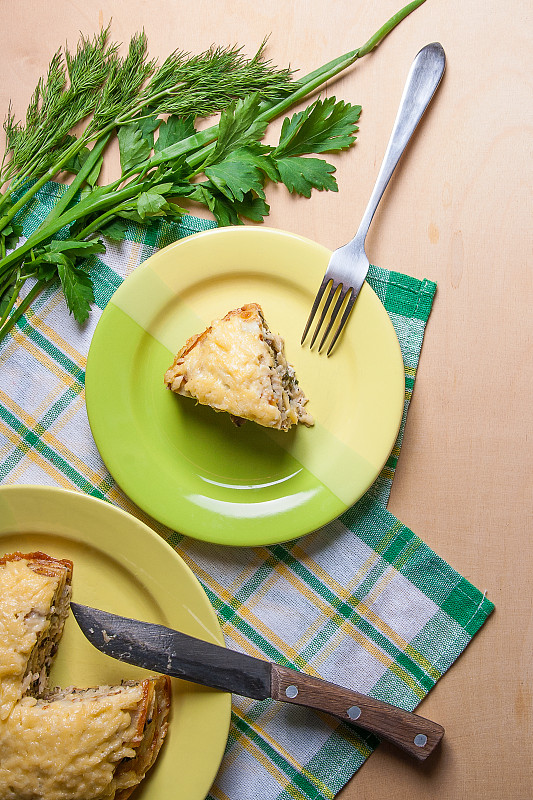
71, 602, 444, 760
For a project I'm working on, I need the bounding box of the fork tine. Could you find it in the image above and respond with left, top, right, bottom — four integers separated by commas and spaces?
309, 281, 338, 348
317, 285, 351, 353
325, 291, 357, 356
301, 276, 332, 344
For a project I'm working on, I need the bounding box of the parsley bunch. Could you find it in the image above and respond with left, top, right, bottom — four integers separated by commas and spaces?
0, 0, 425, 344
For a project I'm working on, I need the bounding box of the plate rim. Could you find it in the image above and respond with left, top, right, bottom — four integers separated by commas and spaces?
86, 225, 405, 546
0, 483, 231, 800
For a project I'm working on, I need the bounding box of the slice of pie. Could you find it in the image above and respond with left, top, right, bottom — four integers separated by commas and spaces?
164, 303, 314, 431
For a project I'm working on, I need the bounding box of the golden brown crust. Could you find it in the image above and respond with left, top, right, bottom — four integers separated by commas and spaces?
114, 676, 171, 800
0, 550, 73, 580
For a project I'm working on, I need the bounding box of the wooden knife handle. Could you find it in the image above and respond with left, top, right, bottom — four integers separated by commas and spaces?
271, 664, 444, 761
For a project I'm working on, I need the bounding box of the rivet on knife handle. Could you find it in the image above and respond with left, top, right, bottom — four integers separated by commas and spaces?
270, 664, 444, 761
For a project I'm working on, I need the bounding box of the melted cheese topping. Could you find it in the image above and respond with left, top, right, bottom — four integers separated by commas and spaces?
0, 686, 143, 800
172, 312, 281, 426
0, 560, 59, 720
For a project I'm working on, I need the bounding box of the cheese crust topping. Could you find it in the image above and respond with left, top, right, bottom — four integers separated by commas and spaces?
164, 303, 314, 430
0, 685, 144, 800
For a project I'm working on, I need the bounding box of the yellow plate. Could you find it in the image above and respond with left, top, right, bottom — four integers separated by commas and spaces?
86, 226, 405, 545
0, 484, 230, 800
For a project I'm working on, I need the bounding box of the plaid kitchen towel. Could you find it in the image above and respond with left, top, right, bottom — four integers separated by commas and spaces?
0, 182, 494, 800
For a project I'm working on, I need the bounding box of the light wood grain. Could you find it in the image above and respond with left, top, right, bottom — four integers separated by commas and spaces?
0, 1, 531, 797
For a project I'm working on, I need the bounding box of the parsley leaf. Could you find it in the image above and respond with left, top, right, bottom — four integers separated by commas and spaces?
99, 218, 130, 242
232, 193, 270, 222
134, 113, 161, 149
136, 191, 171, 219
63, 143, 90, 174
45, 239, 106, 257
59, 261, 94, 323
188, 184, 240, 226
155, 116, 196, 151
274, 98, 361, 157
2, 223, 24, 252
117, 190, 175, 223
189, 183, 270, 226
36, 239, 103, 322
118, 124, 152, 174
205, 94, 268, 167
43, 253, 95, 323
205, 148, 267, 202
35, 261, 62, 284
275, 156, 338, 197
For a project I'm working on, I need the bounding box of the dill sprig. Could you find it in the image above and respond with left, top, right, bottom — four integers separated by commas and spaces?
2, 28, 118, 187
89, 31, 156, 131
136, 40, 294, 119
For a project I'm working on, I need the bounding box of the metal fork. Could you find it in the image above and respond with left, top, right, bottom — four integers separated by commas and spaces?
302, 42, 446, 355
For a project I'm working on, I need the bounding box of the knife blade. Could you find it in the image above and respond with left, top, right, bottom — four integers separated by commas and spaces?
71, 602, 444, 761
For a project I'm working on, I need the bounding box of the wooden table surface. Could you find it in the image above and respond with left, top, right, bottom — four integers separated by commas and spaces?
1, 1, 531, 797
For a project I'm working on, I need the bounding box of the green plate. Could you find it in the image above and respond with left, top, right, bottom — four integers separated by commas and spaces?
86, 226, 404, 546
0, 485, 230, 800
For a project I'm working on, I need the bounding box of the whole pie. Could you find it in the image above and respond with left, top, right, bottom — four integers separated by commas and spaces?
0, 551, 170, 800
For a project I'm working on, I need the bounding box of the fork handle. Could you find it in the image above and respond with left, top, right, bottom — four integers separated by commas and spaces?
354, 43, 446, 247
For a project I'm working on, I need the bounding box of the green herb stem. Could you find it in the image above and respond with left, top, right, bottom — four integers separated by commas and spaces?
257, 0, 427, 124
357, 0, 426, 57
0, 134, 94, 232
35, 133, 112, 229
0, 280, 46, 345
0, 274, 24, 329
73, 205, 131, 241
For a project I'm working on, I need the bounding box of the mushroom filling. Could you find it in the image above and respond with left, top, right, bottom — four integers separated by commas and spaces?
22, 576, 72, 697
260, 316, 313, 430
